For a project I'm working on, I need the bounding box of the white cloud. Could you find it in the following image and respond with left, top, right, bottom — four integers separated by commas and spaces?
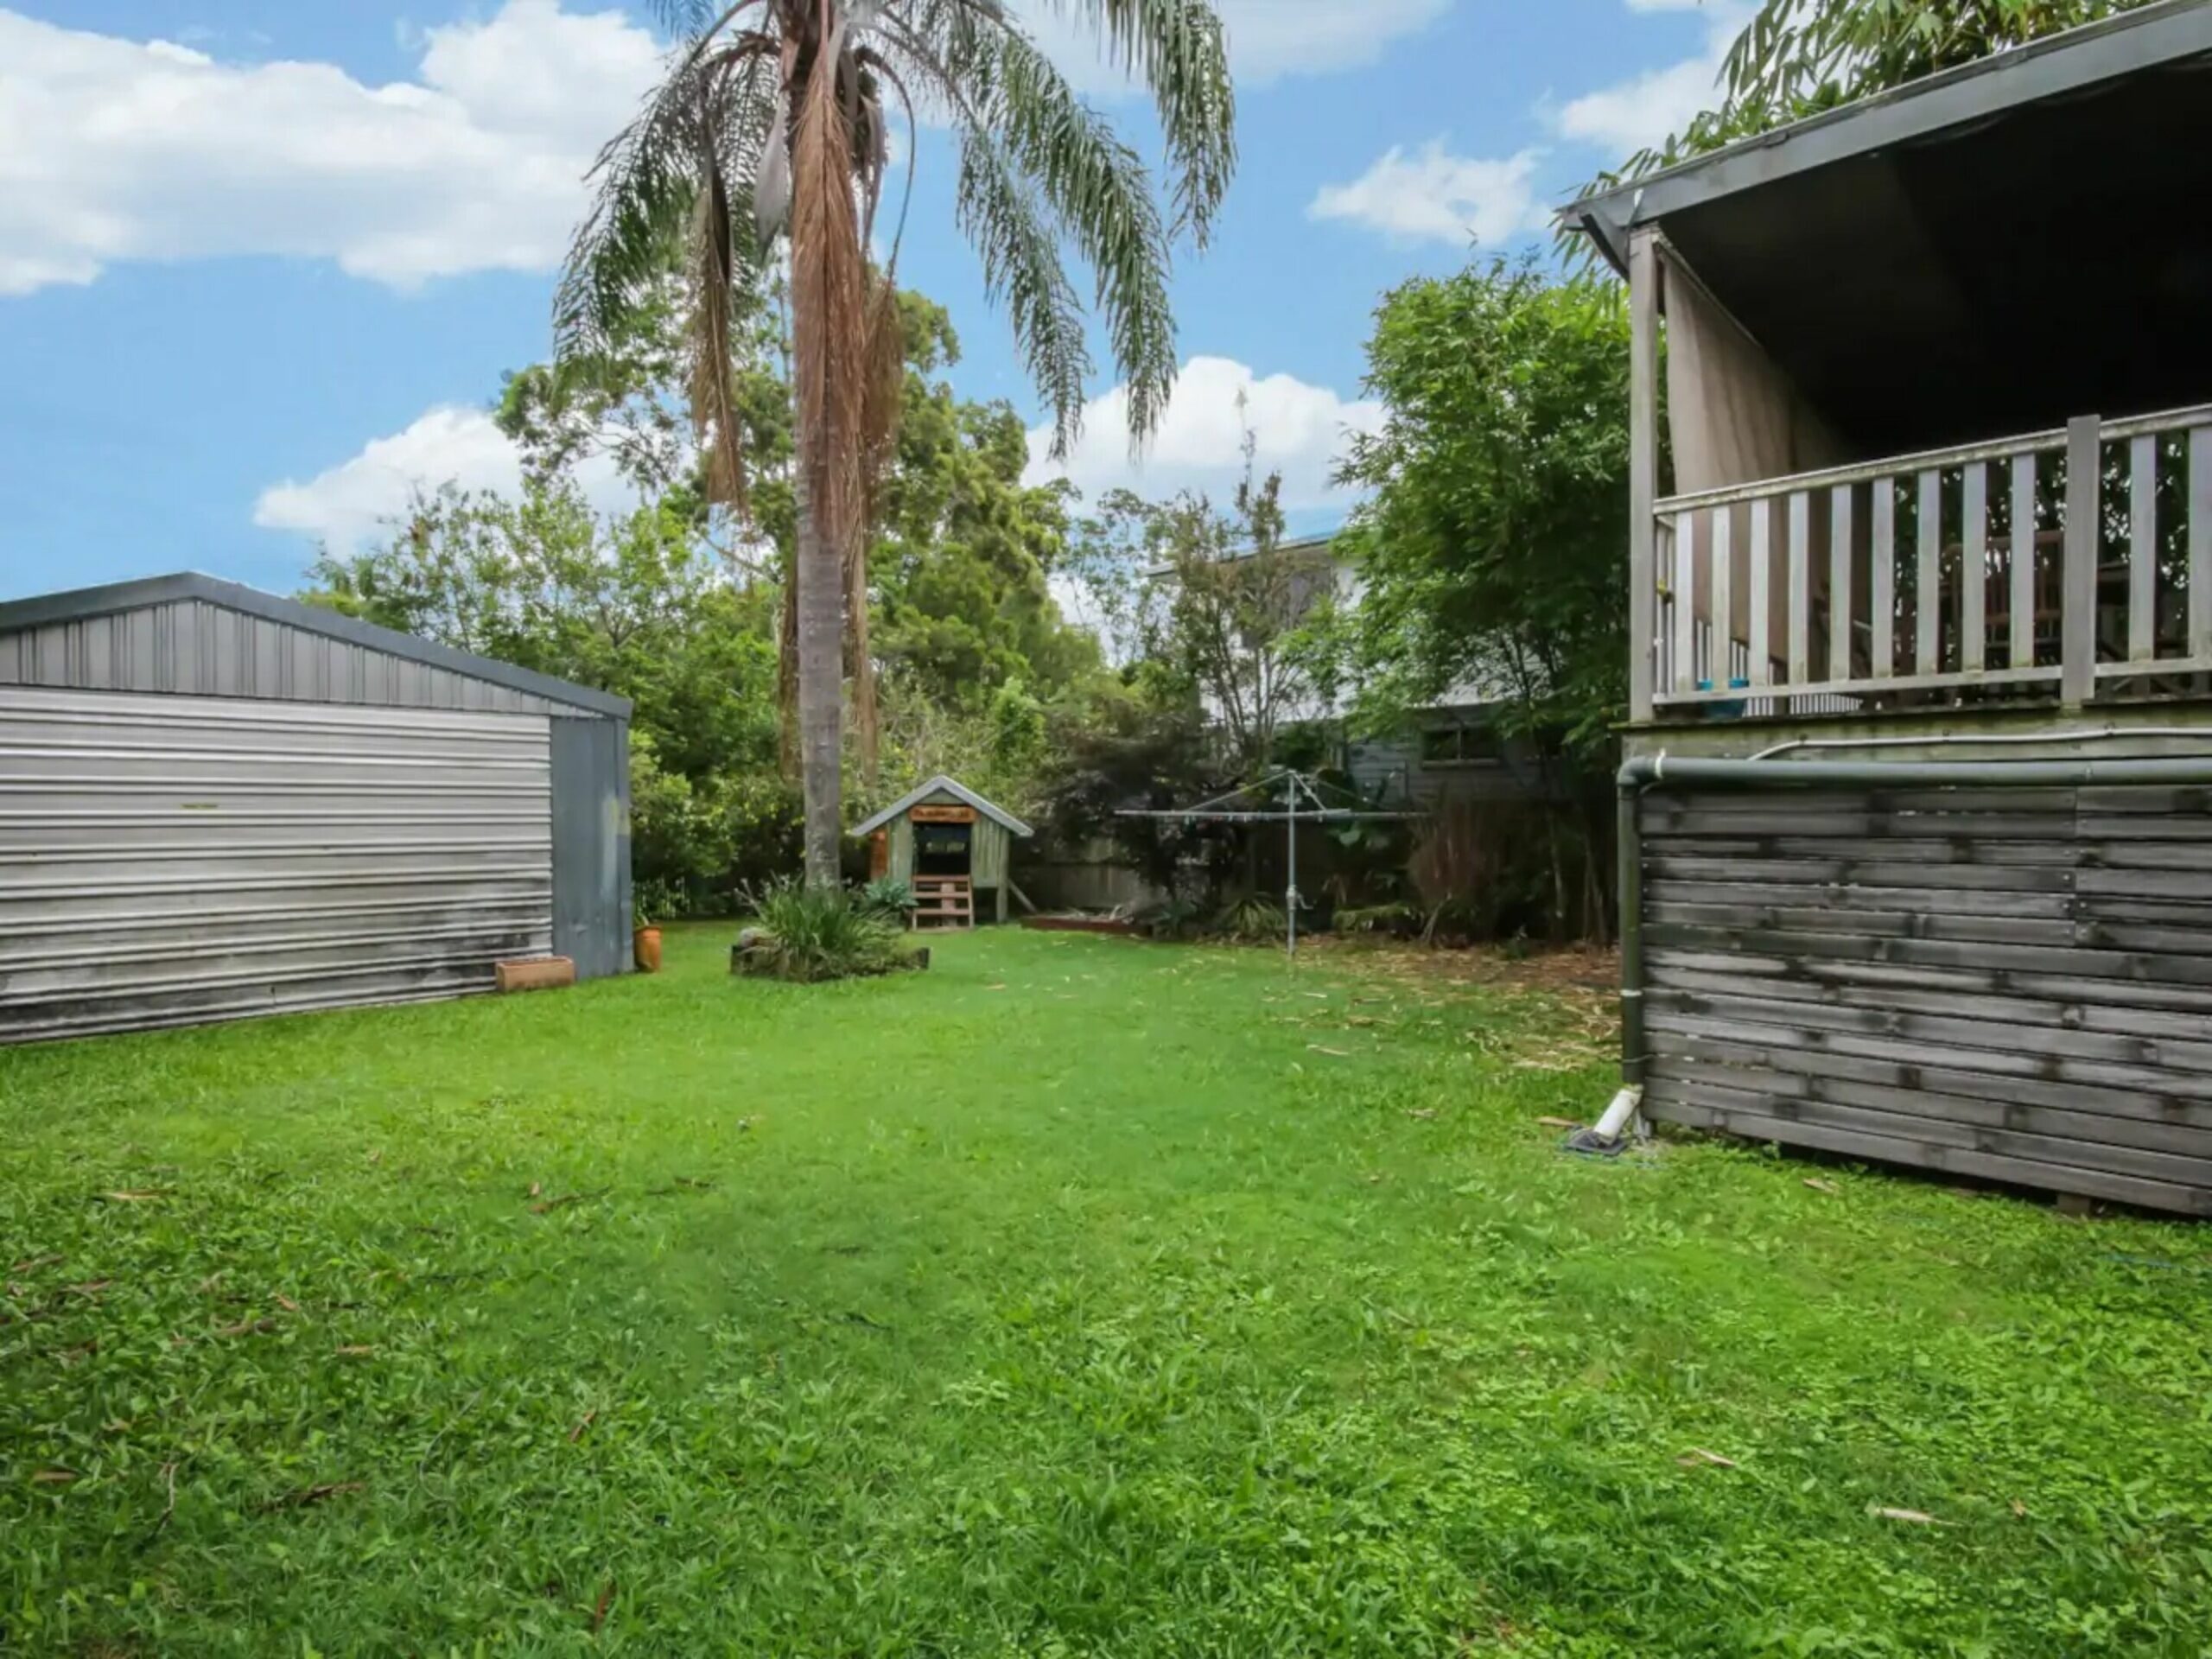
1020, 0, 1451, 92
1025, 356, 1381, 512
253, 406, 630, 554
1552, 1, 1752, 156
0, 0, 664, 296
1307, 142, 1546, 247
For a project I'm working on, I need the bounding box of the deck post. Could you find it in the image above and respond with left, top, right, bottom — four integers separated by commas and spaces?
2062, 415, 2101, 709
1627, 229, 1661, 724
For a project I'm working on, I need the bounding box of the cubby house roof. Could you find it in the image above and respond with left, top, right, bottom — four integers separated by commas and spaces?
852, 775, 1033, 839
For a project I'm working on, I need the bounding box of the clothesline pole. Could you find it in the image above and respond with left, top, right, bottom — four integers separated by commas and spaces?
1115, 769, 1414, 963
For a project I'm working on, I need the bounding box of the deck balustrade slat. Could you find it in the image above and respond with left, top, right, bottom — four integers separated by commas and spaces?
1917, 467, 1942, 672
1709, 508, 1732, 690
1872, 478, 1896, 678
1828, 486, 1853, 683
1748, 501, 1771, 685
1673, 512, 1696, 694
2011, 454, 2037, 669
2192, 428, 2212, 662
1962, 464, 1987, 672
2131, 435, 2158, 662
1787, 492, 1810, 688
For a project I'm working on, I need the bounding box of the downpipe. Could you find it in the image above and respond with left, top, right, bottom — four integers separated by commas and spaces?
1564, 746, 2212, 1158
1567, 774, 1646, 1156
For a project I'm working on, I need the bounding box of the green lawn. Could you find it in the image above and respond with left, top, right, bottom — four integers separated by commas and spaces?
3, 925, 2209, 1656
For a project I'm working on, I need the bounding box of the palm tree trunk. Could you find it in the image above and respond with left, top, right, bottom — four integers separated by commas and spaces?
787, 23, 866, 890
796, 519, 842, 887
792, 448, 842, 887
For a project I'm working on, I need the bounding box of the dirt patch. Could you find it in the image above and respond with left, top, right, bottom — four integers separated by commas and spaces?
1308, 938, 1619, 999
1305, 939, 1620, 1077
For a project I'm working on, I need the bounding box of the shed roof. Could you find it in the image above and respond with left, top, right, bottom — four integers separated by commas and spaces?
852, 775, 1034, 839
0, 572, 630, 718
1566, 0, 2212, 454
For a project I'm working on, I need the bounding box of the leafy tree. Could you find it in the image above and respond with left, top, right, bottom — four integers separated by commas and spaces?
560, 0, 1237, 887
868, 296, 1102, 714
1066, 459, 1330, 774
305, 480, 778, 783
1327, 257, 1631, 937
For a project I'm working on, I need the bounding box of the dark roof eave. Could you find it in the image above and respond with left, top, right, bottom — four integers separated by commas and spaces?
0, 572, 632, 718
1564, 0, 2212, 256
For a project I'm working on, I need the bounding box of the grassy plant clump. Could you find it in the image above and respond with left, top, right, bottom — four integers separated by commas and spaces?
731, 876, 919, 982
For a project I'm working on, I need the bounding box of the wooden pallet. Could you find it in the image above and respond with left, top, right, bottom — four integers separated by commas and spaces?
911, 874, 975, 931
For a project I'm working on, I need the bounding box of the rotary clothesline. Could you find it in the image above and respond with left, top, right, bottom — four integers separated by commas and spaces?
1115, 770, 1416, 959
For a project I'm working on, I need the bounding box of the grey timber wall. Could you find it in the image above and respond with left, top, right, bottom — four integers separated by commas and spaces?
0, 685, 556, 1041
1637, 781, 2212, 1215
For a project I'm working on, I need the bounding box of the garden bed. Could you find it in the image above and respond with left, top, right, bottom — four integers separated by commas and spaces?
1019, 912, 1139, 936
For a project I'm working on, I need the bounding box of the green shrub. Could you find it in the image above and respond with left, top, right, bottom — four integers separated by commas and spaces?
856, 876, 918, 924
1129, 895, 1205, 940
1215, 895, 1288, 945
1332, 900, 1421, 938
732, 878, 921, 983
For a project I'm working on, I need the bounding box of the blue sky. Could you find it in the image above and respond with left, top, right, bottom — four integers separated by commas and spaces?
0, 0, 1739, 601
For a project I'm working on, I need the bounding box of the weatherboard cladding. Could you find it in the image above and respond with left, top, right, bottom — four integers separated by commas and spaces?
0, 683, 556, 1042
1634, 781, 2212, 1216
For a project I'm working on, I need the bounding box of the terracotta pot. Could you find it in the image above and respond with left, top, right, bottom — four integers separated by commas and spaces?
633, 926, 664, 974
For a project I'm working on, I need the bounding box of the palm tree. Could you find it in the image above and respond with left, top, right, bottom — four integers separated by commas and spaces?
558, 0, 1236, 886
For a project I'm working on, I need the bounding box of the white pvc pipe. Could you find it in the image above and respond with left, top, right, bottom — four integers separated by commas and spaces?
1592, 1085, 1643, 1143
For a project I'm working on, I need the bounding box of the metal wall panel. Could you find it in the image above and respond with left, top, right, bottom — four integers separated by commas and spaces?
550, 715, 631, 981
0, 685, 554, 1042
0, 600, 564, 715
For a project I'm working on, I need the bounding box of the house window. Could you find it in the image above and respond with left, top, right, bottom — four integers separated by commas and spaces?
1421, 720, 1504, 768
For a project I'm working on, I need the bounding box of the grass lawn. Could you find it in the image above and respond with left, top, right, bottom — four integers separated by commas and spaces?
3, 925, 2209, 1656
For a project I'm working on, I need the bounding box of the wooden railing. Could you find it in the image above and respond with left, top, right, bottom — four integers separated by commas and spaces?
1638, 404, 2212, 719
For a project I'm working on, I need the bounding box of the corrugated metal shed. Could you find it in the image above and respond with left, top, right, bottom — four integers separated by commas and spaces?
0, 574, 633, 1043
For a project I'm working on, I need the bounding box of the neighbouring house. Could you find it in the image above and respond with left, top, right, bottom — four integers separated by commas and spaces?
0, 573, 633, 1042
1568, 2, 2212, 1213
1159, 531, 1561, 810
855, 775, 1033, 927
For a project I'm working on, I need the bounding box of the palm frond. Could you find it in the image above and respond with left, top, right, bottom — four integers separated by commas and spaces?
947, 120, 1095, 457
641, 0, 758, 41
686, 159, 749, 517
974, 26, 1178, 442
556, 44, 777, 357
555, 60, 714, 360
1018, 0, 1236, 249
